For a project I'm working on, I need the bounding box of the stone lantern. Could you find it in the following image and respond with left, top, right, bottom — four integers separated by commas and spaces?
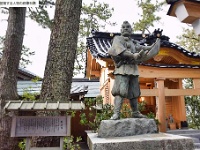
166, 0, 200, 35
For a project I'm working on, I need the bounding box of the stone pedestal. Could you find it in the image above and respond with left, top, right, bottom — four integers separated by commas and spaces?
98, 118, 158, 138
87, 132, 194, 150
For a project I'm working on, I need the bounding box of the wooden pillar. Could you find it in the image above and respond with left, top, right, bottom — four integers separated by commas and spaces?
193, 78, 200, 89
176, 79, 186, 121
155, 78, 166, 132
25, 138, 31, 150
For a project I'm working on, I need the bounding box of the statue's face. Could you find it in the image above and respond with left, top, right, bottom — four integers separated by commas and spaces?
121, 22, 132, 37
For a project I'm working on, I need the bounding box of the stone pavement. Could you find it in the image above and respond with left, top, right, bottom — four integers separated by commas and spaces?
167, 129, 200, 150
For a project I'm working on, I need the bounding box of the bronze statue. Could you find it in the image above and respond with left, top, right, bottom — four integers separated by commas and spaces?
108, 21, 160, 120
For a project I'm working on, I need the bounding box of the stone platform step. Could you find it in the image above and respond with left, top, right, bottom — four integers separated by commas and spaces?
195, 143, 200, 149
167, 129, 200, 150
87, 132, 194, 150
192, 137, 200, 143
167, 129, 200, 135
178, 133, 200, 143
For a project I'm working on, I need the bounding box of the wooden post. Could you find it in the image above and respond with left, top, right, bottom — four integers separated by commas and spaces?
155, 78, 167, 132
174, 79, 186, 122
25, 138, 31, 150
193, 78, 200, 89
60, 137, 64, 150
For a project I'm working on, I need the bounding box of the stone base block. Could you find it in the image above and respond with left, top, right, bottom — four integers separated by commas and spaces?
87, 132, 194, 150
98, 118, 158, 138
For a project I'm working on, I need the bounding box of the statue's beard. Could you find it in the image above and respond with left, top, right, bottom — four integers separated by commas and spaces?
121, 31, 131, 37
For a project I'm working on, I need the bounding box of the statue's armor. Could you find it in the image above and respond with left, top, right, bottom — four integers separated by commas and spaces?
108, 35, 143, 76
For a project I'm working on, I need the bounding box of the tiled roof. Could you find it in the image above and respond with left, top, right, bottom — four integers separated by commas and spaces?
17, 78, 100, 98
18, 67, 40, 79
160, 40, 200, 58
166, 0, 179, 4
4, 101, 85, 111
86, 31, 200, 69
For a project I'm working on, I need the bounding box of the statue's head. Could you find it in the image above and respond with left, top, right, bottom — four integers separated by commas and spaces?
120, 21, 132, 37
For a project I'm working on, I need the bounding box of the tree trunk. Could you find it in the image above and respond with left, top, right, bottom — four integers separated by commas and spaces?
33, 0, 82, 147
40, 0, 82, 102
0, 7, 26, 150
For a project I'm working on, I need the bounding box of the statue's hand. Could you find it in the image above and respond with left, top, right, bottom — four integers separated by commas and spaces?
132, 53, 141, 60
153, 28, 163, 38
139, 49, 148, 57
130, 50, 148, 63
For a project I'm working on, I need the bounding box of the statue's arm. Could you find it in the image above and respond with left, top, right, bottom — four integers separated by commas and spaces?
120, 50, 141, 60
108, 36, 126, 56
135, 38, 160, 51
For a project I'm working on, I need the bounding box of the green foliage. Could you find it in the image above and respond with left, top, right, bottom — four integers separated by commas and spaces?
32, 76, 42, 82
133, 0, 165, 33
80, 103, 113, 132
146, 111, 160, 125
176, 28, 200, 129
183, 78, 193, 89
120, 104, 132, 118
176, 28, 200, 53
183, 78, 200, 129
17, 123, 81, 150
63, 136, 82, 150
80, 96, 154, 131
146, 111, 155, 118
80, 0, 115, 37
22, 136, 83, 150
21, 88, 38, 101
20, 45, 35, 68
84, 97, 96, 107
28, 0, 55, 29
21, 77, 41, 100
185, 95, 200, 129
66, 111, 76, 118
120, 101, 147, 118
138, 101, 147, 112
80, 96, 113, 132
18, 139, 26, 150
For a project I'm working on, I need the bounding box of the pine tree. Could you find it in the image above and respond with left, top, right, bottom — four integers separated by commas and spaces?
176, 28, 200, 53
133, 0, 165, 33
40, 0, 82, 101
0, 7, 26, 150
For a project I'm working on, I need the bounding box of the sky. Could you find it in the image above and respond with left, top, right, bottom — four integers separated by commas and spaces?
0, 0, 190, 78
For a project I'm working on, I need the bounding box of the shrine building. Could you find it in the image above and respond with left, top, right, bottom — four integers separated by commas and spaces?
86, 30, 200, 132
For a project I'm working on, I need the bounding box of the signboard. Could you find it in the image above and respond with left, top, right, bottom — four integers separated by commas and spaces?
11, 116, 71, 137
